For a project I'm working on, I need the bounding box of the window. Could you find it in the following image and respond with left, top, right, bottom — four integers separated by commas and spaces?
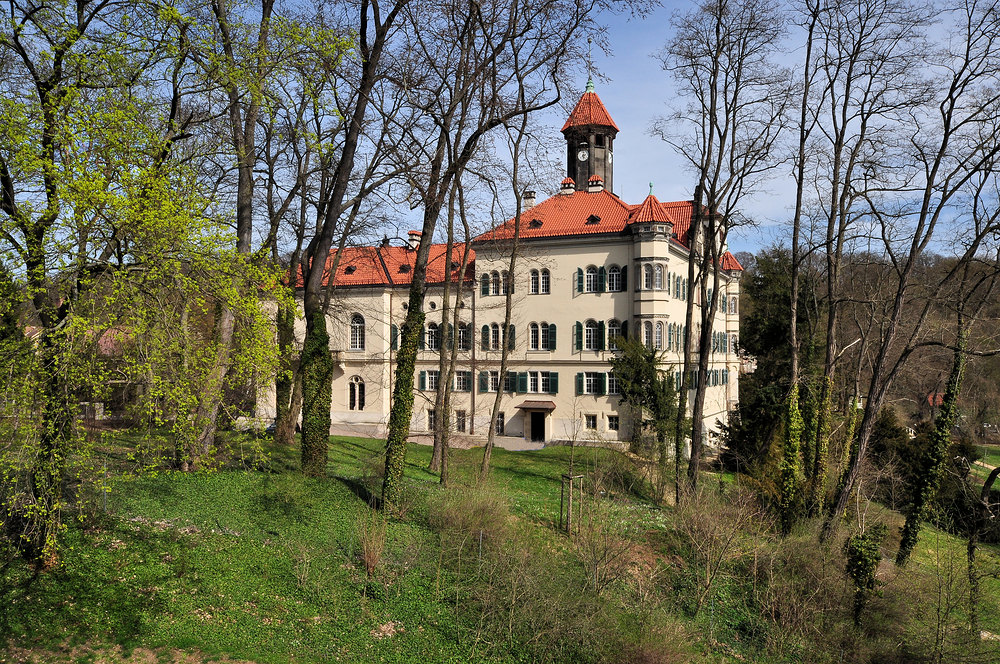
489, 371, 500, 392
457, 323, 470, 351
529, 371, 539, 393
426, 322, 440, 351
349, 376, 365, 410
456, 410, 466, 433
730, 296, 738, 314
585, 371, 599, 394
350, 314, 365, 350
643, 264, 653, 290
503, 371, 515, 393
607, 265, 621, 291
585, 414, 597, 430
607, 372, 619, 395
491, 271, 500, 295
585, 266, 598, 292
426, 370, 440, 390
491, 323, 501, 350
455, 371, 471, 392
540, 322, 551, 350
427, 409, 436, 431
528, 371, 555, 393
584, 319, 600, 351
654, 264, 663, 290
655, 322, 663, 350
501, 270, 510, 295
668, 323, 675, 350
643, 321, 653, 349
608, 319, 621, 346
529, 322, 540, 350
530, 270, 540, 294
480, 273, 490, 295
495, 412, 505, 435
530, 322, 553, 351
540, 269, 550, 294
608, 415, 619, 431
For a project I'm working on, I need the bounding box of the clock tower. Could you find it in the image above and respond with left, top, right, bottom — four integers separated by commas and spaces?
561, 79, 619, 193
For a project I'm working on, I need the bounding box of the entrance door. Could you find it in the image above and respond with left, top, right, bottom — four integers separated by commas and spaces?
530, 411, 545, 442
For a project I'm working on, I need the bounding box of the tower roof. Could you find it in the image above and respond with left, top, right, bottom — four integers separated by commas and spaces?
627, 194, 673, 224
561, 83, 619, 134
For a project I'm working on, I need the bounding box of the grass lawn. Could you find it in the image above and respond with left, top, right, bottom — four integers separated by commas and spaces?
3, 434, 999, 663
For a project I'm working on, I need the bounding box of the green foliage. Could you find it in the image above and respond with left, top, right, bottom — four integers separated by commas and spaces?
779, 385, 803, 535
844, 523, 888, 626
299, 313, 333, 477
383, 309, 425, 507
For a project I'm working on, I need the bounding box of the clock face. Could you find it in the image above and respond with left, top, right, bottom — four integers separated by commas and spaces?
577, 149, 589, 162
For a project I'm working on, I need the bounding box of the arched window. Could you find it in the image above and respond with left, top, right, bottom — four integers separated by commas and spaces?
643, 321, 654, 349
349, 376, 365, 411
584, 319, 599, 350
585, 266, 598, 292
607, 265, 621, 292
655, 322, 663, 349
540, 269, 550, 294
540, 322, 551, 350
529, 322, 540, 350
490, 323, 501, 350
350, 314, 365, 350
730, 296, 738, 314
501, 270, 510, 294
654, 264, 663, 290
607, 319, 621, 345
480, 273, 490, 295
457, 323, 470, 351
426, 322, 440, 350
643, 264, 653, 290
530, 270, 540, 294
490, 271, 500, 295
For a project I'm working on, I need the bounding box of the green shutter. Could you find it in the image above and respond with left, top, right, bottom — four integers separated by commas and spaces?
419, 326, 425, 350
575, 321, 583, 351
481, 325, 489, 350
506, 371, 516, 393
390, 324, 399, 350
575, 372, 584, 396
576, 268, 583, 293
479, 371, 488, 392
621, 266, 627, 291
419, 371, 426, 391
548, 323, 556, 350
549, 372, 559, 394
481, 274, 489, 296
598, 266, 606, 292
507, 324, 515, 350
598, 373, 607, 396
598, 320, 606, 350
517, 372, 528, 393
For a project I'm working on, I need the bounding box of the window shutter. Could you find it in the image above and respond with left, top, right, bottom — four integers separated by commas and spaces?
549, 372, 559, 394
419, 326, 425, 350
575, 372, 584, 396
575, 321, 583, 351
506, 371, 516, 393
576, 267, 584, 293
479, 371, 488, 392
481, 274, 489, 296
621, 266, 627, 291
598, 266, 606, 292
390, 324, 399, 350
507, 324, 515, 350
481, 325, 489, 350
419, 371, 426, 391
517, 372, 528, 393
548, 323, 557, 350
597, 320, 606, 350
621, 321, 628, 339
598, 373, 607, 396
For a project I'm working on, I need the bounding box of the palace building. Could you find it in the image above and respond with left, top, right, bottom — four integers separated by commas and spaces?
259, 82, 742, 445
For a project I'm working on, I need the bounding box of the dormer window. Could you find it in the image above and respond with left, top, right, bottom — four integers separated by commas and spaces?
399, 264, 411, 273
586, 214, 601, 224
529, 218, 543, 228
344, 265, 357, 274
450, 261, 459, 270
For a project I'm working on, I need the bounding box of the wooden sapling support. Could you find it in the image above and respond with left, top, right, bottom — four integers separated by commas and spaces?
559, 473, 584, 534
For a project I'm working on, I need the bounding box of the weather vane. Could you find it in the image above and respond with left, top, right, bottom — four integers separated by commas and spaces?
587, 37, 593, 90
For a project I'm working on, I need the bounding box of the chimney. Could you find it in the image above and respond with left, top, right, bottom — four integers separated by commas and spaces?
381, 234, 390, 247
407, 230, 422, 250
523, 189, 536, 209
559, 177, 575, 195
587, 174, 604, 193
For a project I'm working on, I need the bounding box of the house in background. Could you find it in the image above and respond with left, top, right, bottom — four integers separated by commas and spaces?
257, 82, 742, 446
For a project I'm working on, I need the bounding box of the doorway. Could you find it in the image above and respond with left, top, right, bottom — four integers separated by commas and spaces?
530, 411, 545, 442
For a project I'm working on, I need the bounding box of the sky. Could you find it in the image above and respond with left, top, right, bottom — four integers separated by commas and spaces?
529, 2, 792, 255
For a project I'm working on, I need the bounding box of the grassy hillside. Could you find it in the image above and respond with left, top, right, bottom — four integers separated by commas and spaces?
2, 435, 999, 663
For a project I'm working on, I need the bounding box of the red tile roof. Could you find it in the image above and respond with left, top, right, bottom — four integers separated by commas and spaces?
588, 174, 604, 183
628, 194, 673, 223
721, 251, 744, 271
561, 89, 620, 133
296, 243, 476, 288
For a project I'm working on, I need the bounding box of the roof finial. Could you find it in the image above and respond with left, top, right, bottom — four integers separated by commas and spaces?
649, 182, 654, 195
586, 37, 594, 93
